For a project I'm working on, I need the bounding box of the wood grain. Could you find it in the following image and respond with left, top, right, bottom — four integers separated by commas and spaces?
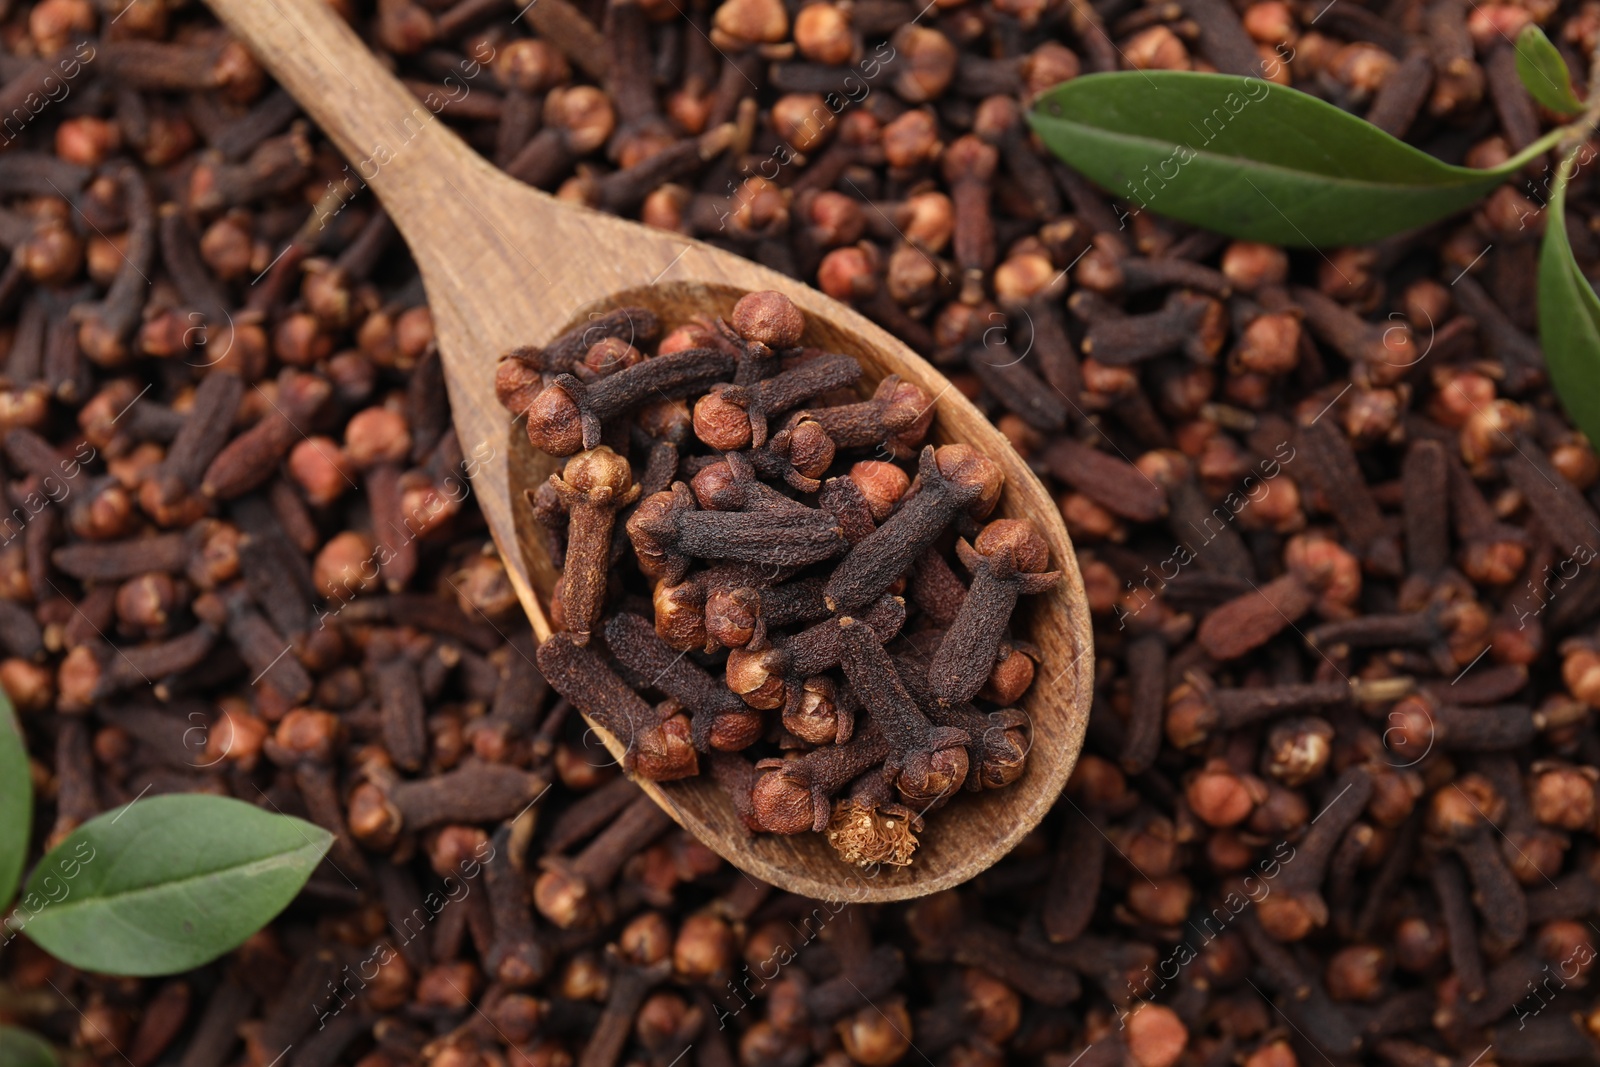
204, 0, 1095, 900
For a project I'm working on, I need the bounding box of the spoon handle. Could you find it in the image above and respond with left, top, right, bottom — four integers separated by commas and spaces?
201, 0, 508, 239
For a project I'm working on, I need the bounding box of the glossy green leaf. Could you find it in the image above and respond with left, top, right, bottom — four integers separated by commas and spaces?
0, 692, 29, 913
20, 795, 331, 976
1028, 71, 1560, 246
1539, 151, 1600, 450
1515, 25, 1584, 116
0, 1026, 58, 1067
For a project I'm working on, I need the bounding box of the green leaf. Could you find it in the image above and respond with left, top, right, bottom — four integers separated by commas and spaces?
0, 1025, 58, 1067
19, 795, 331, 977
1028, 71, 1560, 246
0, 691, 29, 913
1539, 149, 1600, 450
1515, 25, 1585, 116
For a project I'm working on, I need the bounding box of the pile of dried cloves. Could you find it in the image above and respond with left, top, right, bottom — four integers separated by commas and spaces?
497, 290, 1056, 864
8, 0, 1600, 1063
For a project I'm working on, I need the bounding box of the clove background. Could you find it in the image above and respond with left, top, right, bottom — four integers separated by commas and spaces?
4, 0, 1600, 1064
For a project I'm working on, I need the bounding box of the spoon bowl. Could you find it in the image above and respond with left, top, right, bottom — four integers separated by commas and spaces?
205, 0, 1094, 900
514, 281, 1092, 898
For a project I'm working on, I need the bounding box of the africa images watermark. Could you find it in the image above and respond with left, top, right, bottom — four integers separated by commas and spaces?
717, 41, 897, 231
312, 39, 498, 230
1513, 143, 1599, 233
314, 834, 498, 1029
315, 438, 497, 627
1114, 840, 1297, 1027
1510, 540, 1598, 630
712, 858, 898, 1029
1510, 935, 1595, 1029
2, 839, 98, 948
1, 41, 96, 145
1115, 44, 1295, 231
1114, 441, 1298, 629
0, 441, 100, 548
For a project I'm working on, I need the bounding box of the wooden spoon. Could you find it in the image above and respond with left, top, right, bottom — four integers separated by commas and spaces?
205, 0, 1093, 900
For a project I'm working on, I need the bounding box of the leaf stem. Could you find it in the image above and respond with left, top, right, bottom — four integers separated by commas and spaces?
1502, 124, 1574, 173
